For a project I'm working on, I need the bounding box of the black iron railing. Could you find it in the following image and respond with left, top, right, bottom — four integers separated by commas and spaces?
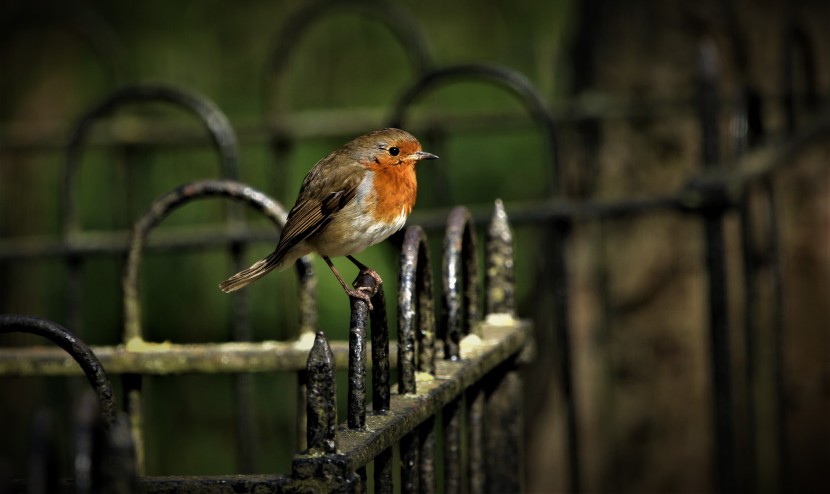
1, 1, 827, 493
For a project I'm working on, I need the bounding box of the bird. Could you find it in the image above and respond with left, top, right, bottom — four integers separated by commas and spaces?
219, 128, 437, 309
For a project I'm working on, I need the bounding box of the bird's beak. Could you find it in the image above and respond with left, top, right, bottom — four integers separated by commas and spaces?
411, 151, 439, 161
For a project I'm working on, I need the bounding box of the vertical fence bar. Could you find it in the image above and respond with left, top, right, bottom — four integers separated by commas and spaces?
442, 401, 462, 494
697, 38, 737, 494
101, 414, 139, 494
399, 226, 432, 493
733, 76, 764, 494
739, 184, 760, 494
466, 385, 486, 494
296, 256, 319, 451
485, 365, 523, 492
348, 273, 376, 430
441, 206, 480, 494
306, 332, 337, 454
398, 225, 438, 494
370, 284, 393, 493
548, 216, 578, 492
776, 25, 818, 491
372, 285, 391, 413
419, 417, 437, 494
27, 411, 57, 494
231, 242, 256, 473
765, 182, 787, 493
484, 200, 523, 492
485, 199, 515, 316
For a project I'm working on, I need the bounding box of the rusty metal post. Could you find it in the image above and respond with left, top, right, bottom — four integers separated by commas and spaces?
442, 206, 480, 358
370, 283, 393, 493
443, 400, 462, 494
398, 225, 437, 493
484, 200, 523, 492
0, 315, 116, 427
441, 206, 480, 494
466, 384, 486, 494
306, 332, 337, 454
485, 200, 515, 316
485, 364, 523, 493
348, 273, 376, 430
371, 285, 391, 413
697, 38, 737, 494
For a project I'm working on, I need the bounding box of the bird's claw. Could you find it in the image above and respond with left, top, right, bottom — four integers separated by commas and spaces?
353, 268, 383, 289
345, 286, 375, 311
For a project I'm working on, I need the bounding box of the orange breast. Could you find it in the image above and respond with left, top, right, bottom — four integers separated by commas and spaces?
367, 164, 417, 223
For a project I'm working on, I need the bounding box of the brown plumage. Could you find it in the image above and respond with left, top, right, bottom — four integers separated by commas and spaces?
219, 128, 437, 307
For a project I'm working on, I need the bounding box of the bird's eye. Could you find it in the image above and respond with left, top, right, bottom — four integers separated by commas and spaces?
388, 146, 400, 156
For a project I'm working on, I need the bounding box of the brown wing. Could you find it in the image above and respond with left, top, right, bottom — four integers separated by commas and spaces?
218, 156, 365, 293
271, 162, 365, 260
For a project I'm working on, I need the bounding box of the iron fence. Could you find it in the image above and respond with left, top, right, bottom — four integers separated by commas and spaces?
1, 195, 527, 493
1, 0, 828, 493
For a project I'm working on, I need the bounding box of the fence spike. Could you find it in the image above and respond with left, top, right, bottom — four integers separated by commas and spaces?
306, 331, 337, 454
486, 199, 515, 316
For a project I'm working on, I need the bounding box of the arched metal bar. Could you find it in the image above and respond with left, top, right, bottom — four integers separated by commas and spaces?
0, 315, 116, 427
398, 225, 436, 393
442, 206, 480, 361
0, 5, 127, 87
63, 83, 241, 235
122, 178, 314, 342
120, 178, 315, 475
262, 0, 433, 117
388, 63, 561, 196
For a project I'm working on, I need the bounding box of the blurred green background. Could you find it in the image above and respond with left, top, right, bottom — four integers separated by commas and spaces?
1, 0, 829, 492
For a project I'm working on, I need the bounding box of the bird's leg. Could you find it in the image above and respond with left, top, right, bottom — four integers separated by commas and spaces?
346, 255, 383, 288
323, 256, 374, 310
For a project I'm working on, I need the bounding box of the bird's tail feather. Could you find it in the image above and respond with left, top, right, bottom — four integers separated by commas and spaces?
219, 250, 283, 293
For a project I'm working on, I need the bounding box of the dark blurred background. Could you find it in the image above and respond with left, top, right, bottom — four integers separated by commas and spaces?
1, 0, 828, 492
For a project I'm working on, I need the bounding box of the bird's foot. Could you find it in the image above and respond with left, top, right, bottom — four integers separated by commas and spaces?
347, 268, 382, 311
353, 267, 383, 289
344, 286, 375, 311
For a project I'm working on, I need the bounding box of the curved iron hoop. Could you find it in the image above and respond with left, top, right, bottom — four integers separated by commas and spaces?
398, 225, 436, 393
63, 83, 241, 235
0, 5, 127, 86
388, 63, 561, 196
262, 0, 433, 116
0, 315, 116, 427
122, 179, 316, 342
442, 206, 480, 360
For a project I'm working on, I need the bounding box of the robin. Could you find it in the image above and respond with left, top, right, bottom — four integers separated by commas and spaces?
219, 128, 438, 308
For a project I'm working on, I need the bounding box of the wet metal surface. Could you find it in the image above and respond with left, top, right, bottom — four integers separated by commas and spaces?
442, 206, 480, 360
306, 332, 337, 454
292, 319, 530, 481
0, 315, 115, 427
